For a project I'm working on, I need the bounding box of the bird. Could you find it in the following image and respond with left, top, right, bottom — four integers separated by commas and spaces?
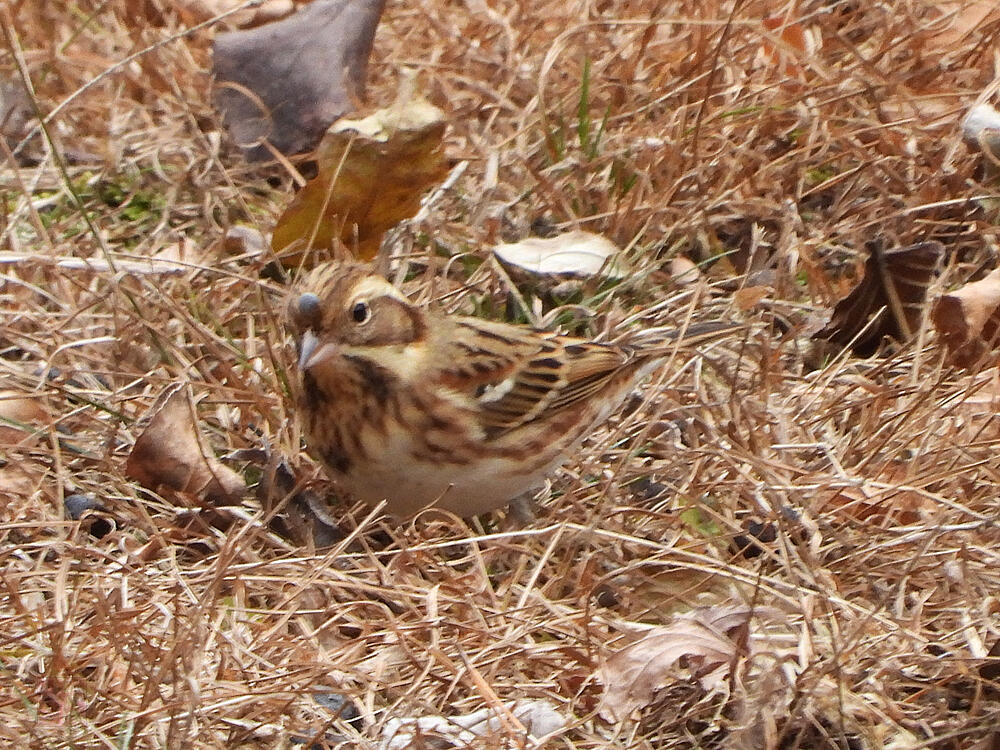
288, 261, 738, 520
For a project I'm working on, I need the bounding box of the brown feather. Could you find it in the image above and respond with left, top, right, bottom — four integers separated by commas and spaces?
289, 261, 743, 519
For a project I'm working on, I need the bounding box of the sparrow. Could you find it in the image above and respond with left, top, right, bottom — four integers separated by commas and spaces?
288, 262, 737, 519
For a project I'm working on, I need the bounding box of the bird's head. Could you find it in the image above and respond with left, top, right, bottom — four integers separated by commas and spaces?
288, 263, 427, 371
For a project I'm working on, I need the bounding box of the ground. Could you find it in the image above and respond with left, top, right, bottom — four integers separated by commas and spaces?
4, 1, 1000, 748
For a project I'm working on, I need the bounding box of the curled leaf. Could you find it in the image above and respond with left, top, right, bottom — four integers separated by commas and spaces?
668, 256, 701, 286
0, 390, 51, 446
597, 604, 760, 722
962, 103, 1000, 179
931, 267, 1000, 368
926, 1, 1000, 53
732, 285, 771, 312
125, 384, 245, 504
493, 230, 628, 281
758, 15, 817, 79
816, 242, 944, 356
272, 90, 448, 263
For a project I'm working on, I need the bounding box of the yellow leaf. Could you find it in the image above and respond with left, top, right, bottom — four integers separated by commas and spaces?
272, 92, 448, 265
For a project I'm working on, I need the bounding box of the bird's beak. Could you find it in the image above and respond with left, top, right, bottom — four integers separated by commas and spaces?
298, 330, 318, 370
298, 330, 338, 371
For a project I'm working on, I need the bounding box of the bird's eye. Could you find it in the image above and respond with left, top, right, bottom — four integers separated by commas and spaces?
351, 301, 371, 324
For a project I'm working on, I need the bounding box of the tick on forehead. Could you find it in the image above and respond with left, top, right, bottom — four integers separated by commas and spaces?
296, 292, 323, 329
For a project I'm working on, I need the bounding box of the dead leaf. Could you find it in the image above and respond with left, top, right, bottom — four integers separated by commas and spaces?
970, 732, 1000, 750
0, 461, 45, 499
946, 368, 1000, 437
380, 700, 565, 749
758, 15, 817, 78
271, 89, 448, 263
815, 475, 936, 526
0, 390, 51, 446
816, 241, 944, 356
125, 384, 245, 504
669, 256, 701, 286
609, 562, 732, 618
932, 267, 1000, 368
597, 604, 758, 722
980, 635, 1000, 682
152, 236, 219, 268
926, 1, 1000, 52
222, 225, 268, 258
733, 285, 770, 312
962, 103, 1000, 180
492, 231, 628, 281
212, 0, 386, 159
878, 90, 958, 131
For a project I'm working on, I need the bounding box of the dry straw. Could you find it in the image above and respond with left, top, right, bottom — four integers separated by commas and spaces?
3, 1, 1000, 747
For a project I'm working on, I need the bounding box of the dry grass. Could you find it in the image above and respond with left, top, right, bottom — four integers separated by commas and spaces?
4, 0, 1000, 747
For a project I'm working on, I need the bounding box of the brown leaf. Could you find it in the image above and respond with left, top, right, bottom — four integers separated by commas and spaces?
979, 634, 1000, 683
271, 90, 448, 263
212, 0, 386, 159
0, 390, 51, 446
758, 15, 816, 79
816, 241, 944, 356
947, 367, 1000, 435
816, 473, 936, 526
222, 225, 268, 258
597, 605, 757, 722
970, 732, 1000, 750
879, 90, 957, 131
932, 268, 1000, 368
926, 1, 1000, 52
0, 461, 45, 499
733, 285, 771, 312
125, 384, 245, 505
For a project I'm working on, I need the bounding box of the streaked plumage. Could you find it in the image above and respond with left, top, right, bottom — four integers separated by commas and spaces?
289, 262, 736, 518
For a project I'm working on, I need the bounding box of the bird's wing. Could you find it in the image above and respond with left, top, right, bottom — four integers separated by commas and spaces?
434, 317, 633, 436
